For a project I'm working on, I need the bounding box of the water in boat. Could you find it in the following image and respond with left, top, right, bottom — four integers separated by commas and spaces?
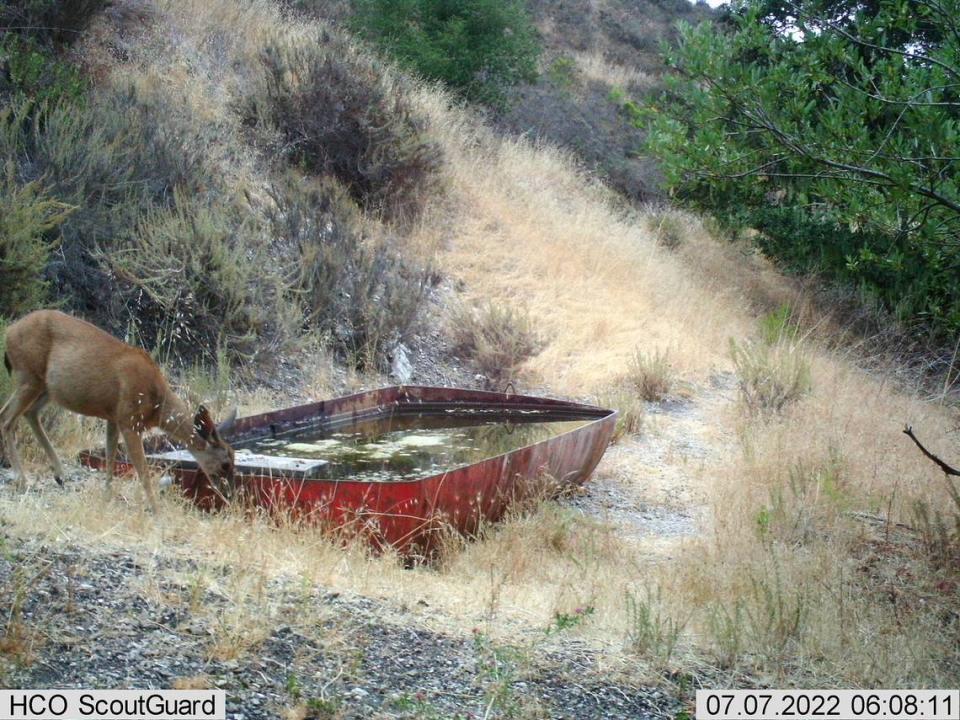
229, 412, 591, 482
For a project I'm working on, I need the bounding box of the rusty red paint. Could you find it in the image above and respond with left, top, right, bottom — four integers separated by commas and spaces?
79, 386, 617, 555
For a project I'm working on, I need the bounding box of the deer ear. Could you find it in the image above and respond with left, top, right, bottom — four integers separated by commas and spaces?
194, 405, 218, 442
217, 407, 238, 437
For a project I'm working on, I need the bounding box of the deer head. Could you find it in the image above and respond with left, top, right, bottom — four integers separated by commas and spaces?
190, 405, 237, 498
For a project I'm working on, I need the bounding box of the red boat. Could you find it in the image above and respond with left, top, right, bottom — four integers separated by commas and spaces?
80, 386, 616, 555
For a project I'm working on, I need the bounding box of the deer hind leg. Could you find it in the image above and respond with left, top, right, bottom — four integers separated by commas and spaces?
23, 393, 66, 487
121, 428, 158, 513
0, 375, 44, 491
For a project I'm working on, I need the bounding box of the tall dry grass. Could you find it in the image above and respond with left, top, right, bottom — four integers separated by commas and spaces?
412, 89, 753, 392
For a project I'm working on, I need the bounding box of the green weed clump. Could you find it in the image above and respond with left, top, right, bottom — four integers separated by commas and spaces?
625, 586, 686, 666
755, 454, 848, 547
596, 383, 645, 443
249, 32, 440, 222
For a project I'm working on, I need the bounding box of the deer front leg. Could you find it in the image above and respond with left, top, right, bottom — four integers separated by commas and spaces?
121, 428, 158, 513
104, 421, 118, 488
102, 421, 119, 503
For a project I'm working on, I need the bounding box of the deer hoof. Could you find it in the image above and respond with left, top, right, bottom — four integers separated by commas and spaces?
54, 475, 64, 487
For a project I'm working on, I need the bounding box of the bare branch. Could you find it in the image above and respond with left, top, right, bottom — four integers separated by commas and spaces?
904, 425, 960, 477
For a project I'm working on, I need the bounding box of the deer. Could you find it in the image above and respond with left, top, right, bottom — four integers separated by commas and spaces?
1, 310, 237, 512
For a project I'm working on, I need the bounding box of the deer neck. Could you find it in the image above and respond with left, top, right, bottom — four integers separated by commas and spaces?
158, 390, 202, 450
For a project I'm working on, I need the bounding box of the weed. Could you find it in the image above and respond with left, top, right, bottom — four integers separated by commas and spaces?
760, 304, 798, 345
624, 587, 686, 666
762, 455, 848, 547
545, 605, 595, 635
449, 301, 542, 387
628, 347, 674, 402
180, 344, 233, 417
305, 697, 343, 719
387, 692, 441, 719
547, 56, 578, 89
743, 562, 808, 663
706, 600, 745, 668
913, 491, 960, 573
598, 383, 646, 442
286, 673, 303, 700
730, 338, 811, 415
649, 211, 686, 250
471, 630, 532, 719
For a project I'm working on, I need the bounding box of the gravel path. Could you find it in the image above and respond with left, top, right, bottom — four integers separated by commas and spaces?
567, 375, 737, 548
0, 540, 679, 719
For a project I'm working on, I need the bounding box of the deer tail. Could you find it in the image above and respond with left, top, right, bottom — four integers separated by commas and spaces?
3, 352, 10, 375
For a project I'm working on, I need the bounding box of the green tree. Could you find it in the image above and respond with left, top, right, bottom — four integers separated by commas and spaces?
646, 0, 960, 336
351, 0, 541, 105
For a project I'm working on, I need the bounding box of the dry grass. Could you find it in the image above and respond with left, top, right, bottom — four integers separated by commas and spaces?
569, 50, 659, 92
730, 338, 812, 415
628, 347, 675, 402
414, 92, 753, 393
595, 383, 646, 443
658, 361, 960, 684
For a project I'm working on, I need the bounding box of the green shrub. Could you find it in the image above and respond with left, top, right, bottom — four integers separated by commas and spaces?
250, 33, 440, 221
0, 35, 87, 104
0, 162, 74, 318
730, 338, 812, 415
266, 172, 427, 366
546, 55, 577, 89
449, 301, 542, 386
351, 0, 541, 106
646, 3, 960, 339
1, 86, 242, 360
106, 192, 285, 366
